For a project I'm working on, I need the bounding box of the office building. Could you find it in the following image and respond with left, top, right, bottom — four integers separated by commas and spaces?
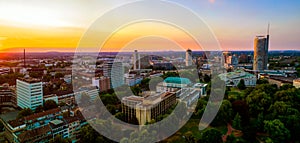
253, 25, 270, 71
186, 49, 193, 66
104, 61, 124, 88
133, 50, 141, 70
122, 92, 177, 125
17, 77, 43, 110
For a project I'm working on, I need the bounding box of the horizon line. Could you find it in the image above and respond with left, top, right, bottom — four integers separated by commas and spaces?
1, 49, 300, 54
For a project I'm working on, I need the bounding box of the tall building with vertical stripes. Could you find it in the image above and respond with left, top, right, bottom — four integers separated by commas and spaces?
17, 78, 43, 110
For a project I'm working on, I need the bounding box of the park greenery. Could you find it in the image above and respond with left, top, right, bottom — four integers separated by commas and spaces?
79, 71, 300, 143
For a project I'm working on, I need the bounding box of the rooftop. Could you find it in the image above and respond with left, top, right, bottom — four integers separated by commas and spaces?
18, 125, 51, 142
164, 77, 191, 84
50, 119, 63, 125
0, 111, 19, 122
269, 76, 294, 83
122, 92, 176, 107
24, 108, 61, 121
219, 70, 255, 80
293, 78, 300, 82
18, 77, 41, 83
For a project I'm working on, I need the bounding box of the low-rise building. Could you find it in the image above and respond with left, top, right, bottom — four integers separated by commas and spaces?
293, 78, 300, 88
124, 74, 143, 86
92, 77, 111, 92
156, 77, 191, 93
268, 76, 294, 88
44, 94, 59, 104
219, 70, 257, 87
49, 119, 69, 139
0, 107, 85, 143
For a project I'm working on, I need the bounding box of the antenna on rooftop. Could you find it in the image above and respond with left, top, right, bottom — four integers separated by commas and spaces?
267, 22, 270, 36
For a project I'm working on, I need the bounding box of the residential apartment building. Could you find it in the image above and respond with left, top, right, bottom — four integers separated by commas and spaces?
0, 107, 86, 143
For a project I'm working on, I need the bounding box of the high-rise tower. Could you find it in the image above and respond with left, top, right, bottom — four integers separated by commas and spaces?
253, 24, 270, 71
133, 50, 140, 70
186, 49, 193, 66
104, 61, 124, 88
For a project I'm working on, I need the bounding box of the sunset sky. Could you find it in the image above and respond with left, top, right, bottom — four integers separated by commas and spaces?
0, 0, 299, 52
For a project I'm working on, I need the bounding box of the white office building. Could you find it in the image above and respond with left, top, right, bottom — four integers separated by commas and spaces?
17, 78, 43, 110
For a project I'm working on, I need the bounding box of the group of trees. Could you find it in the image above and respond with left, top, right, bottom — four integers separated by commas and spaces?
0, 72, 23, 85
17, 100, 58, 119
192, 81, 300, 142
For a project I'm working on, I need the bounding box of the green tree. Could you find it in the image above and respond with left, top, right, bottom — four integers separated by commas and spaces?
115, 112, 125, 121
255, 113, 265, 132
232, 113, 242, 130
246, 90, 272, 116
264, 119, 290, 143
199, 128, 222, 143
120, 129, 156, 143
106, 104, 117, 115
35, 105, 44, 113
17, 108, 33, 119
80, 124, 112, 143
211, 100, 233, 126
257, 78, 269, 84
279, 84, 294, 90
44, 100, 58, 110
130, 85, 142, 96
50, 135, 71, 143
58, 102, 67, 107
267, 101, 291, 119
237, 79, 246, 90
183, 131, 196, 143
0, 121, 4, 132
203, 74, 211, 83
100, 93, 119, 106
232, 100, 250, 125
54, 72, 64, 78
226, 134, 237, 143
296, 66, 300, 77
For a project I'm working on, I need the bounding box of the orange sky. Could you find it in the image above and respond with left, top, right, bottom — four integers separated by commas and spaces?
0, 0, 300, 53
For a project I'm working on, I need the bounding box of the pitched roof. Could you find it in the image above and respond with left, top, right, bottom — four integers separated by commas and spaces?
24, 108, 61, 121
18, 125, 51, 142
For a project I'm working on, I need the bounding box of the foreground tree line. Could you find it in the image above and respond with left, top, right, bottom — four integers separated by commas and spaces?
192, 79, 300, 143
76, 77, 300, 143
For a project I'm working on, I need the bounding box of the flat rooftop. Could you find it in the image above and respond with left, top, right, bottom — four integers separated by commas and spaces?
18, 77, 41, 83
50, 119, 63, 125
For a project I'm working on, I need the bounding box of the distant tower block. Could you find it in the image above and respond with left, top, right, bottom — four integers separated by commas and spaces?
186, 49, 193, 66
133, 50, 141, 70
253, 24, 270, 71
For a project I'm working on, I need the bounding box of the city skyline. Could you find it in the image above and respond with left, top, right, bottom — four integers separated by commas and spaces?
0, 0, 300, 53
